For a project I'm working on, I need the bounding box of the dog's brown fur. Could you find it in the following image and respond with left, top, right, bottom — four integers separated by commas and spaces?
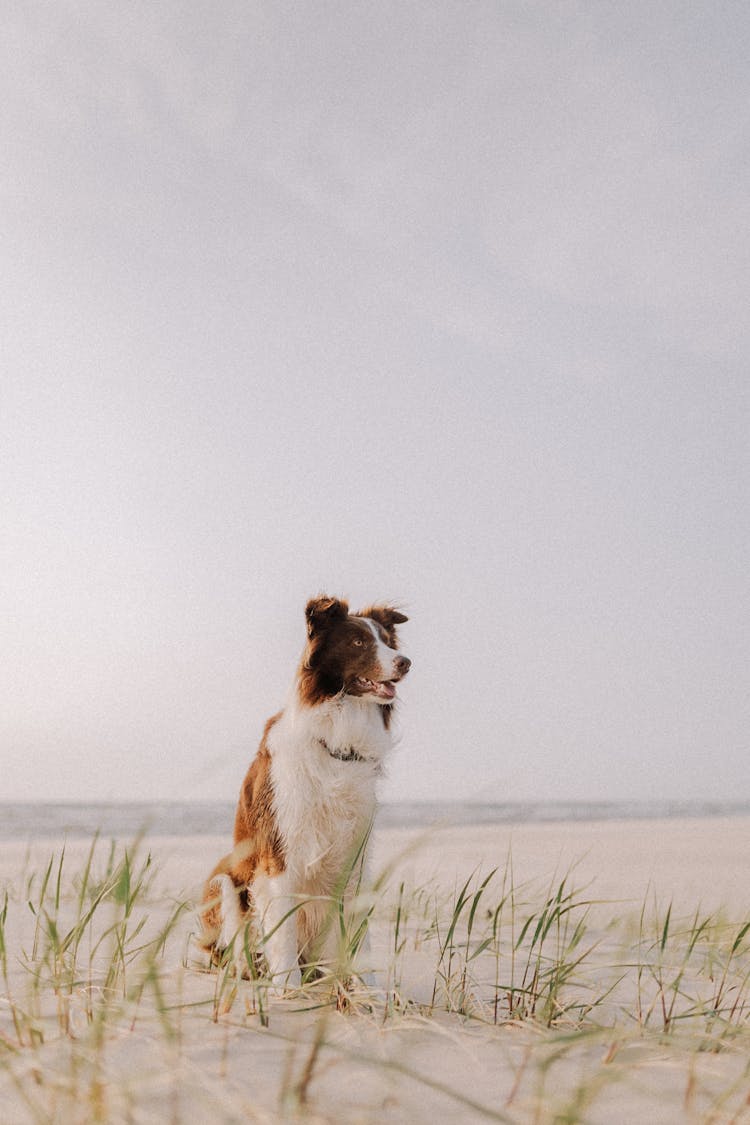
199, 714, 286, 949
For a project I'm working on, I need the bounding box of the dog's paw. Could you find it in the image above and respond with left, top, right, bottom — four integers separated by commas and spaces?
265, 966, 302, 999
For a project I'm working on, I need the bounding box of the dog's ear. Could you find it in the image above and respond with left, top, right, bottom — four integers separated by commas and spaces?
305, 595, 349, 637
360, 605, 408, 647
361, 605, 408, 630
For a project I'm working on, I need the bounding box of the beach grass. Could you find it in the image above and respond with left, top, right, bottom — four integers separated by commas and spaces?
3, 835, 750, 1122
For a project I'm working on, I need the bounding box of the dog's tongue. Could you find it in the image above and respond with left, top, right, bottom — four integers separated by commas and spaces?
373, 680, 396, 700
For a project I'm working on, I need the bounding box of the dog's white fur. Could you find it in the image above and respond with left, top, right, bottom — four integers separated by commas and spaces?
254, 690, 390, 988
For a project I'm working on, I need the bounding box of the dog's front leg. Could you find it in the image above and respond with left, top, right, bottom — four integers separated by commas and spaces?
253, 873, 301, 995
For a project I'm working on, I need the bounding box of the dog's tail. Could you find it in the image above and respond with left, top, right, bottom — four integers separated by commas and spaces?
198, 846, 254, 956
214, 872, 247, 951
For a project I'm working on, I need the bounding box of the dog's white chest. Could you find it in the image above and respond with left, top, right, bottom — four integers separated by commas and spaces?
268, 698, 387, 891
292, 773, 374, 886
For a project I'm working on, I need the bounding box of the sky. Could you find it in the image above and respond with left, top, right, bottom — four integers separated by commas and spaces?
2, 1, 749, 806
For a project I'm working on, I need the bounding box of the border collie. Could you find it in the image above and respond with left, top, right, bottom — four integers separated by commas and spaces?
199, 595, 410, 992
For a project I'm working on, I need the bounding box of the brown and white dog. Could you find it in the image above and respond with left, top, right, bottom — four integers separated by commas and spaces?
199, 595, 410, 992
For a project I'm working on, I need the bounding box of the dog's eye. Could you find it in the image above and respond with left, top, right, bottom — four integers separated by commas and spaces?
351, 637, 364, 647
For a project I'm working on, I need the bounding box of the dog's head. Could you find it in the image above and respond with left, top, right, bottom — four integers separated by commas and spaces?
299, 595, 410, 707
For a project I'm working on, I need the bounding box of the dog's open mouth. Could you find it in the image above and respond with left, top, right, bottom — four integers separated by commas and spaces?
354, 677, 398, 700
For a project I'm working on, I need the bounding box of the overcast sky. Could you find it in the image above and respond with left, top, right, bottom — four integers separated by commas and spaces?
2, 2, 748, 805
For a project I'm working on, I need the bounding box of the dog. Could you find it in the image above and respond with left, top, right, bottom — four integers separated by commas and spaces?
199, 595, 410, 992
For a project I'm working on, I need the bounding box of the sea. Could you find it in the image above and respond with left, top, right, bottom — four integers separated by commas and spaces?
1, 799, 750, 840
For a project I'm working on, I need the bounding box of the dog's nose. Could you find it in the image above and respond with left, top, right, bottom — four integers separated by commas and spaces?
394, 655, 411, 677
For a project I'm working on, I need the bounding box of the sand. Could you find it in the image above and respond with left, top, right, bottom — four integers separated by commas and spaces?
2, 817, 750, 1123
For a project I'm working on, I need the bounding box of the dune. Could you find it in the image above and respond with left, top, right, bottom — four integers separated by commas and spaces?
2, 816, 750, 1122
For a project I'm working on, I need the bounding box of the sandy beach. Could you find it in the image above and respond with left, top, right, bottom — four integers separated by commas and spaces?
3, 816, 750, 1123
